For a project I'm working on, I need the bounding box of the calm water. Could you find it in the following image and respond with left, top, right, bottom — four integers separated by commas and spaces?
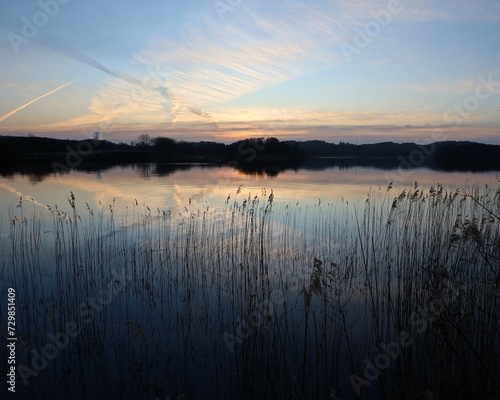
1, 163, 499, 222
1, 163, 499, 399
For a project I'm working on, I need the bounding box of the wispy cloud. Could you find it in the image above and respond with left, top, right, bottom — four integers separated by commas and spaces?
17, 0, 500, 137
135, 2, 349, 108
334, 0, 500, 22
53, 0, 354, 130
60, 0, 500, 131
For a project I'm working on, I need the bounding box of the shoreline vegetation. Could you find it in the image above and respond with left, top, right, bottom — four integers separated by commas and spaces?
1, 134, 500, 172
2, 184, 499, 399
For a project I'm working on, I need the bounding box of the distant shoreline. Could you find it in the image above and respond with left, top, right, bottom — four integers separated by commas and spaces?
1, 135, 500, 172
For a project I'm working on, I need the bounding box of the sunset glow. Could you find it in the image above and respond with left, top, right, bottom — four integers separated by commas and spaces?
1, 0, 499, 143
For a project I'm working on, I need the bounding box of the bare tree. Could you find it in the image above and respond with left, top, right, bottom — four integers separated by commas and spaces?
136, 134, 152, 147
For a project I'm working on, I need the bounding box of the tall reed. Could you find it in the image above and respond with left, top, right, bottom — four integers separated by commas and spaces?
1, 184, 498, 399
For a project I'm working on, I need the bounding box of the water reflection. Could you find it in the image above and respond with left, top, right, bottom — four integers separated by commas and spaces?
0, 164, 499, 399
1, 162, 499, 222
2, 156, 500, 185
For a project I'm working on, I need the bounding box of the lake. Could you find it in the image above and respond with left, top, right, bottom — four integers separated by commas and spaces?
1, 161, 499, 399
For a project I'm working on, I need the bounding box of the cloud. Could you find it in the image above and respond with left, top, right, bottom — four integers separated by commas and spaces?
135, 1, 349, 107
53, 0, 353, 130
18, 0, 500, 136
334, 0, 500, 23
59, 0, 500, 131
43, 45, 218, 128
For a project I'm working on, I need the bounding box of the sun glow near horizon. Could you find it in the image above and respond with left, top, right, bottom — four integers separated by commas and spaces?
1, 0, 499, 143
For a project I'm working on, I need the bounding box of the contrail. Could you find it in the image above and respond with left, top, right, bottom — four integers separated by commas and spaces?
51, 45, 218, 127
0, 72, 91, 123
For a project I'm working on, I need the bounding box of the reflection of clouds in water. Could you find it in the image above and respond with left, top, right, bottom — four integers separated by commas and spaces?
1, 166, 499, 227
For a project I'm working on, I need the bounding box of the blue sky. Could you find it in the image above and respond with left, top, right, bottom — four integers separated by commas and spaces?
0, 0, 499, 143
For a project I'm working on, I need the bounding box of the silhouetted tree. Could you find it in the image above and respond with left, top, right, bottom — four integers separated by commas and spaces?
153, 137, 177, 154
136, 134, 153, 147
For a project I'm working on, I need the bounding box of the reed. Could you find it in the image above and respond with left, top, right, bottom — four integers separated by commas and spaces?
1, 184, 498, 399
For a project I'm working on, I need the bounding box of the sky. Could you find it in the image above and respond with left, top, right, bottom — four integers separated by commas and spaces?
0, 0, 499, 144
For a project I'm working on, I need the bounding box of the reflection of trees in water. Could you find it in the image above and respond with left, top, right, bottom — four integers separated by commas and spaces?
0, 164, 64, 184
235, 159, 302, 177
2, 155, 500, 184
